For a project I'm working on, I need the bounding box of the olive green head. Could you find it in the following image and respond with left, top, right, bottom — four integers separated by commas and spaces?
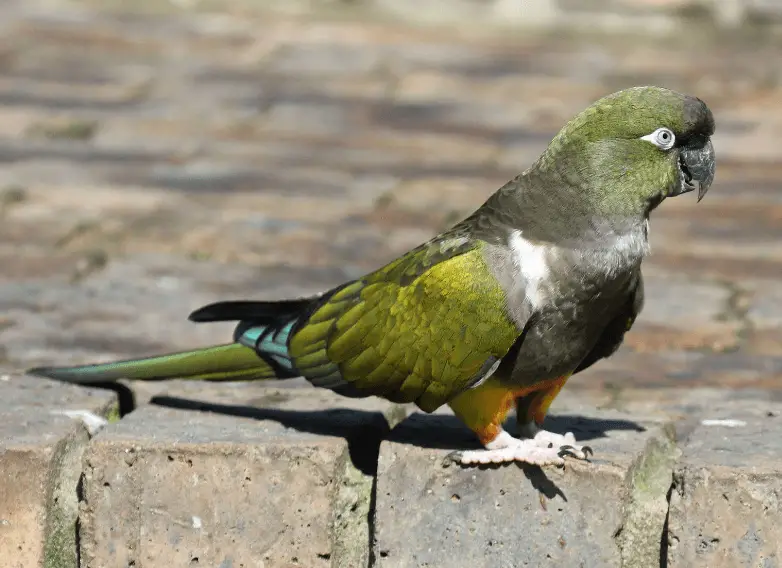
538, 86, 716, 218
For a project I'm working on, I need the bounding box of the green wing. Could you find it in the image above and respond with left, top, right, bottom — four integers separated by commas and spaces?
289, 236, 521, 412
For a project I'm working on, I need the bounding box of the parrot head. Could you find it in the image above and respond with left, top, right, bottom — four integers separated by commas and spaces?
539, 86, 716, 218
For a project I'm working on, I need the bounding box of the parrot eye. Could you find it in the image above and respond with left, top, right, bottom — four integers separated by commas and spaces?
641, 127, 676, 151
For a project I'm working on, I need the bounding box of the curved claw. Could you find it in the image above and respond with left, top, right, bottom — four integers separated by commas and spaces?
557, 444, 593, 461
558, 445, 578, 458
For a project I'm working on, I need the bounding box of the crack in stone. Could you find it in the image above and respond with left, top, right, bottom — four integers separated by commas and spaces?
75, 474, 84, 568
330, 404, 408, 568
659, 480, 674, 568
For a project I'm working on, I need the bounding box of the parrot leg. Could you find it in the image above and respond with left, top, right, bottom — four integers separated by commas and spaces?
446, 377, 589, 466
515, 375, 593, 460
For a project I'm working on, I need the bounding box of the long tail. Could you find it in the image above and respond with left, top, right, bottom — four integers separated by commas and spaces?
26, 297, 314, 384
26, 343, 279, 383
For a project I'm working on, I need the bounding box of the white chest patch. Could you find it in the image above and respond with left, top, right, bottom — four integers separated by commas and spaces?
509, 230, 550, 309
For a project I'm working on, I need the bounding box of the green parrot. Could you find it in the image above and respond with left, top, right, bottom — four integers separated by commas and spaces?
28, 86, 716, 466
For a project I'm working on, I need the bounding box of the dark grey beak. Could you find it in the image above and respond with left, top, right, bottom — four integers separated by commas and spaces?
673, 139, 715, 202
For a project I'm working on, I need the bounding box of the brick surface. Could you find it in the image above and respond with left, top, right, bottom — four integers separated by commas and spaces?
0, 376, 116, 568
1, 3, 779, 396
583, 387, 782, 568
625, 270, 742, 353
79, 386, 404, 568
373, 393, 677, 568
666, 396, 782, 568
745, 282, 782, 357
370, 388, 782, 568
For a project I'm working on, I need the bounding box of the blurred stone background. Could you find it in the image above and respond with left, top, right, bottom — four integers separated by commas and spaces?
2, 1, 782, 567
0, 0, 781, 390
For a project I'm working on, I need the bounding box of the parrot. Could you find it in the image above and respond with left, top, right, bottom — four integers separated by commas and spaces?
27, 86, 716, 467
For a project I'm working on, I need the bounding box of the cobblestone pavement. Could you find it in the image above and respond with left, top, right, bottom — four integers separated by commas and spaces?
0, 0, 781, 394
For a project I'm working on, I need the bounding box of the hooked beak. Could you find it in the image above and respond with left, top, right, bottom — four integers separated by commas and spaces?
672, 139, 715, 202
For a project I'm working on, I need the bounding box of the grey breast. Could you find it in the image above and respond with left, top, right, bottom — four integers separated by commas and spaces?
485, 225, 647, 386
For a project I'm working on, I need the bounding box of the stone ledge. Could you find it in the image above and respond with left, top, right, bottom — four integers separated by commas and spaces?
77, 385, 405, 568
667, 398, 782, 567
0, 376, 116, 568
4, 379, 782, 567
373, 399, 676, 567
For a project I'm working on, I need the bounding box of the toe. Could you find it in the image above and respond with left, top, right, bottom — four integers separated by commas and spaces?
558, 445, 584, 459
528, 450, 565, 467
455, 442, 567, 467
512, 445, 565, 466
557, 444, 592, 461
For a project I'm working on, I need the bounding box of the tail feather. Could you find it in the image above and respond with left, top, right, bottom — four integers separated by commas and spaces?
189, 298, 312, 323
27, 298, 316, 385
27, 343, 280, 384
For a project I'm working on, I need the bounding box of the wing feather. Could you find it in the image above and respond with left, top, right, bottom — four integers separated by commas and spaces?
289, 236, 523, 412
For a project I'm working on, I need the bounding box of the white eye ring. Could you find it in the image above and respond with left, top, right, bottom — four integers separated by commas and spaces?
641, 127, 676, 150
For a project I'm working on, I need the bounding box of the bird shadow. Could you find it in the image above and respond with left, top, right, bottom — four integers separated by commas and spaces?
149, 394, 392, 476
147, 393, 645, 502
